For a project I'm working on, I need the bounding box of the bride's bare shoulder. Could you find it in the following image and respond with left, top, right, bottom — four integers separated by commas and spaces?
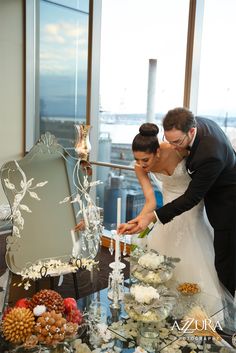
160, 142, 171, 150
160, 142, 175, 156
160, 143, 188, 158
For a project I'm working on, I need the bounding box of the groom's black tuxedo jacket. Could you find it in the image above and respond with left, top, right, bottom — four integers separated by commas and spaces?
156, 117, 236, 230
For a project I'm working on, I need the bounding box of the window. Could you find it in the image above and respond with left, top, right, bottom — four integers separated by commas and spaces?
196, 0, 236, 149
26, 0, 89, 150
99, 0, 189, 148
26, 0, 236, 231
95, 0, 189, 221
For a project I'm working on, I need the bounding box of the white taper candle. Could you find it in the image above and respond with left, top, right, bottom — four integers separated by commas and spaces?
114, 231, 120, 264
71, 229, 76, 257
71, 229, 76, 247
117, 197, 121, 227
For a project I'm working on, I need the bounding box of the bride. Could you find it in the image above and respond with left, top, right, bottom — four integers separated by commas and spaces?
118, 123, 234, 325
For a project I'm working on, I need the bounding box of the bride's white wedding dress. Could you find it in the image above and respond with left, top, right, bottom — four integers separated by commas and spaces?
148, 159, 225, 315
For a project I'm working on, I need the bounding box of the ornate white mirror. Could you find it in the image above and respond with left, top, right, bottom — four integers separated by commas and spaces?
0, 132, 102, 277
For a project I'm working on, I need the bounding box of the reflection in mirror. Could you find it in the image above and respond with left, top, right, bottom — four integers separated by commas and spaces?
0, 132, 103, 280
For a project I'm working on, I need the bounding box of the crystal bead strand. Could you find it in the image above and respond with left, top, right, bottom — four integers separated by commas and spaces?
109, 234, 114, 255
122, 235, 127, 256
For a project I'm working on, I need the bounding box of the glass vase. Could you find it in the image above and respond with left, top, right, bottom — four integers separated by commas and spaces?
75, 124, 91, 161
137, 323, 159, 352
89, 300, 107, 324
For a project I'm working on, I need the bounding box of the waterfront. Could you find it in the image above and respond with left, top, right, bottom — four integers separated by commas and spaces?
41, 113, 236, 149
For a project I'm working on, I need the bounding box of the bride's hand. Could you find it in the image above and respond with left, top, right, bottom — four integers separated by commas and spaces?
117, 222, 137, 234
127, 212, 156, 234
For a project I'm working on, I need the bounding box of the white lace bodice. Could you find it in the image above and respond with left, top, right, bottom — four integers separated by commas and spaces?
151, 159, 190, 200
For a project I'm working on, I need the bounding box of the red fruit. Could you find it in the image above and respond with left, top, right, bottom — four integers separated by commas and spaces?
63, 297, 77, 313
2, 306, 13, 320
66, 308, 83, 325
15, 298, 30, 308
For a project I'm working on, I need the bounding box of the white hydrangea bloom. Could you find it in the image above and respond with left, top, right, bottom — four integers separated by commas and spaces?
130, 284, 160, 304
138, 252, 165, 269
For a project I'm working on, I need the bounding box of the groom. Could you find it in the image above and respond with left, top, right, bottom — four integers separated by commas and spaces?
121, 107, 236, 296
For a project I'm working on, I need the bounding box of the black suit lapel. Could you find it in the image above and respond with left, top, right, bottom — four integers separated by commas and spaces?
186, 123, 202, 170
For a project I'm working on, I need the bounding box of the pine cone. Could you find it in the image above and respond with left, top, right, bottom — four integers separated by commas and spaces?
3, 307, 35, 344
34, 310, 67, 345
29, 289, 64, 313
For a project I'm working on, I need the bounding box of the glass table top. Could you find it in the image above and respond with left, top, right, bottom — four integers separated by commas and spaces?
75, 280, 236, 353
1, 273, 235, 352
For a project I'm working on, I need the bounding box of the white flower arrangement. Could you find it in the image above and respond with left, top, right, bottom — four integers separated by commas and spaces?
130, 284, 160, 304
131, 250, 180, 285
15, 257, 98, 290
138, 252, 164, 269
125, 283, 176, 323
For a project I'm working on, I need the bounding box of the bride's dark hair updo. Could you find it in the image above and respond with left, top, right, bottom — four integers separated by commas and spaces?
132, 123, 160, 153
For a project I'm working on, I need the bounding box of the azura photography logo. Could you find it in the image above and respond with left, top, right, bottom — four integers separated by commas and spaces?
171, 317, 223, 340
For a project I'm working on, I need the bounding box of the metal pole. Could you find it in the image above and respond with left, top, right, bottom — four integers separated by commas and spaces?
146, 58, 157, 123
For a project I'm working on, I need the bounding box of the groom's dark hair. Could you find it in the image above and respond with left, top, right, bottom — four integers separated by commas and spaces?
163, 107, 196, 133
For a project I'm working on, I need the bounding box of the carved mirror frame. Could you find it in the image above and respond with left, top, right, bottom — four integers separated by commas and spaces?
0, 132, 94, 275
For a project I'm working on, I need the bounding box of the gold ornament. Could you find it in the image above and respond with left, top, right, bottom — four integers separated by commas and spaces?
29, 289, 64, 313
34, 310, 67, 346
3, 307, 35, 344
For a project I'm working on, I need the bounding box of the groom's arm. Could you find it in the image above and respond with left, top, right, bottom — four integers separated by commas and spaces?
155, 156, 224, 224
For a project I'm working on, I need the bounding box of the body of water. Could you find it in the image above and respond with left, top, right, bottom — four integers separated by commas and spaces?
100, 122, 236, 149
41, 113, 236, 149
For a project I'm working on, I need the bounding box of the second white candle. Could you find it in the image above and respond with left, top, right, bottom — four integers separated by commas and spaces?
116, 197, 121, 227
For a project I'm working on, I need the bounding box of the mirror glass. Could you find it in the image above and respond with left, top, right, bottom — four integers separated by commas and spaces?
0, 133, 96, 274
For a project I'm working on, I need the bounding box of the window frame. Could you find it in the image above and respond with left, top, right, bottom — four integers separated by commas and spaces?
25, 0, 95, 152
25, 0, 205, 160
